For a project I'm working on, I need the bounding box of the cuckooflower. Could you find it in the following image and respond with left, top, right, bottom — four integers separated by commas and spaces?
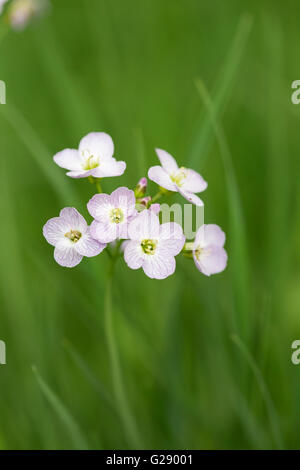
43, 207, 106, 268
7, 0, 49, 30
192, 224, 228, 276
124, 209, 185, 279
148, 148, 207, 206
54, 132, 126, 179
87, 187, 136, 243
0, 0, 8, 14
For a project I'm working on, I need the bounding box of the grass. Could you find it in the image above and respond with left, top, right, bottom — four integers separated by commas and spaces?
0, 0, 299, 450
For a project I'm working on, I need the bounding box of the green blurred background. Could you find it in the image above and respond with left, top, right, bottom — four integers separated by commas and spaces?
0, 0, 300, 450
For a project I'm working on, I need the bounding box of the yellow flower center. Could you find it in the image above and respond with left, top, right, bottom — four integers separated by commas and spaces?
110, 208, 124, 224
65, 230, 82, 243
141, 239, 158, 255
195, 246, 203, 260
82, 149, 100, 170
170, 167, 188, 187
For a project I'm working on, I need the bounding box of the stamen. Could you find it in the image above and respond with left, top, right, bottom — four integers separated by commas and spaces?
110, 208, 124, 224
65, 230, 82, 243
141, 239, 158, 255
170, 167, 188, 187
82, 149, 100, 170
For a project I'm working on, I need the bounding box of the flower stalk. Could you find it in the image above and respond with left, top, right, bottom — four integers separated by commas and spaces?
104, 257, 141, 448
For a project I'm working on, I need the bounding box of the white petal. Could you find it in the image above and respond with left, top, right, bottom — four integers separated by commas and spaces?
195, 224, 226, 248
59, 208, 87, 232
117, 222, 130, 239
142, 253, 176, 279
53, 149, 82, 171
124, 241, 144, 270
128, 210, 160, 240
159, 222, 185, 256
148, 166, 177, 191
193, 246, 228, 276
87, 194, 113, 222
155, 148, 178, 173
110, 187, 136, 215
43, 216, 70, 246
91, 158, 126, 178
90, 220, 117, 244
79, 132, 114, 160
66, 169, 94, 178
0, 0, 8, 15
75, 230, 106, 257
181, 169, 208, 193
178, 189, 204, 206
54, 241, 83, 268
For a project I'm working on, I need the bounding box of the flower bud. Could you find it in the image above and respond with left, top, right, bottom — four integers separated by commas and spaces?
134, 177, 147, 198
139, 196, 151, 207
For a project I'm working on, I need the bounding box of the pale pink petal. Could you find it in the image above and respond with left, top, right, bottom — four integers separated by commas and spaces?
110, 187, 136, 214
87, 194, 112, 222
75, 231, 106, 257
128, 210, 160, 240
79, 132, 114, 160
124, 241, 144, 270
159, 222, 185, 255
178, 189, 204, 206
181, 169, 208, 193
53, 149, 82, 171
43, 217, 70, 246
194, 225, 205, 247
142, 253, 176, 279
90, 220, 117, 243
148, 166, 177, 191
150, 203, 160, 214
91, 159, 126, 178
155, 148, 178, 173
193, 246, 228, 276
59, 208, 87, 232
66, 169, 94, 178
121, 240, 130, 253
54, 241, 83, 268
117, 222, 130, 239
195, 224, 226, 248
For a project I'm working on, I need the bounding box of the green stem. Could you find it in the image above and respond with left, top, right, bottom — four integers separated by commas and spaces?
151, 192, 162, 203
96, 179, 102, 193
0, 21, 9, 46
104, 260, 141, 448
151, 188, 172, 204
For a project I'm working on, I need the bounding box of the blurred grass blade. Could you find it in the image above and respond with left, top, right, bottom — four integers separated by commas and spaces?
105, 264, 142, 448
0, 21, 9, 45
195, 79, 251, 339
188, 13, 252, 167
133, 127, 147, 176
0, 103, 79, 206
264, 15, 289, 290
231, 335, 283, 449
63, 339, 116, 412
32, 22, 102, 136
32, 366, 89, 450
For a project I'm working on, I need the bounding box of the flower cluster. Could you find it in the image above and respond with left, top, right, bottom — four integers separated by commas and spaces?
0, 0, 49, 30
43, 132, 228, 279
